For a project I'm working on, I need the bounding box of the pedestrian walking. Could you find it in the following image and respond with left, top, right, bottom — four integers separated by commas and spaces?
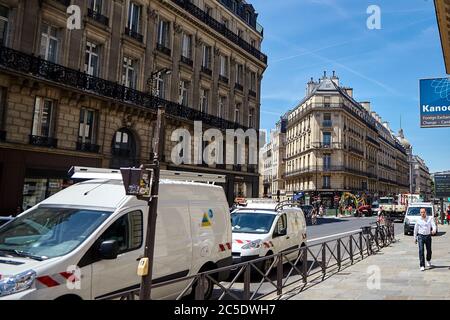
319, 205, 324, 218
446, 205, 450, 225
311, 208, 318, 225
414, 208, 437, 271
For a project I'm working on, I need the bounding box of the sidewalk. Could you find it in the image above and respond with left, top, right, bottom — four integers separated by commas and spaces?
277, 224, 450, 300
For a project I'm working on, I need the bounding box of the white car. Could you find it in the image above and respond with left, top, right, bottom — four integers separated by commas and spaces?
404, 202, 438, 236
231, 200, 307, 273
0, 167, 231, 300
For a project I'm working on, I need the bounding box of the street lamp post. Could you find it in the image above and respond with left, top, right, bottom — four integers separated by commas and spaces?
138, 68, 171, 300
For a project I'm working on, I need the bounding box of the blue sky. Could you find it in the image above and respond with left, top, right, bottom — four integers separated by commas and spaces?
252, 0, 449, 172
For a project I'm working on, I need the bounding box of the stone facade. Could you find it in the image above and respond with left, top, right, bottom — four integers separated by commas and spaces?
0, 0, 267, 214
284, 72, 410, 208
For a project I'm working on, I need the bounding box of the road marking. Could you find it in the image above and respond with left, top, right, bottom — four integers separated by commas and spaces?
307, 229, 362, 243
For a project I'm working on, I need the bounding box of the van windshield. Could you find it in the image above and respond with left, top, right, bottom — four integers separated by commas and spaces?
407, 207, 432, 216
231, 212, 275, 234
379, 198, 393, 205
0, 206, 112, 260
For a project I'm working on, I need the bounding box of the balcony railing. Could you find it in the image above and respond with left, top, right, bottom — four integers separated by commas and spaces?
249, 89, 256, 98
0, 130, 5, 141
0, 46, 247, 131
76, 141, 100, 153
366, 136, 380, 146
348, 146, 364, 156
171, 0, 267, 64
219, 75, 229, 84
201, 66, 212, 76
29, 135, 57, 148
234, 83, 243, 91
247, 164, 257, 174
288, 103, 378, 133
156, 43, 171, 56
180, 55, 193, 67
53, 0, 70, 7
87, 8, 109, 26
233, 164, 242, 172
322, 120, 332, 127
124, 27, 143, 43
311, 142, 343, 149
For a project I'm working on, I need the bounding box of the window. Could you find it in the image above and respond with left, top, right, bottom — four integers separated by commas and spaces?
275, 214, 287, 235
324, 96, 331, 107
155, 71, 166, 99
85, 42, 100, 76
323, 113, 332, 127
127, 2, 141, 33
200, 88, 209, 113
204, 5, 212, 16
157, 19, 170, 48
89, 0, 103, 12
248, 108, 255, 127
32, 97, 55, 137
250, 39, 256, 48
79, 108, 97, 144
221, 17, 229, 28
323, 132, 331, 147
324, 154, 331, 169
181, 33, 192, 59
0, 5, 8, 46
234, 103, 241, 123
249, 71, 256, 91
236, 63, 243, 85
202, 45, 211, 69
40, 23, 59, 63
98, 211, 143, 254
179, 80, 189, 106
237, 28, 243, 39
220, 55, 228, 77
218, 96, 226, 118
122, 56, 138, 89
323, 176, 331, 188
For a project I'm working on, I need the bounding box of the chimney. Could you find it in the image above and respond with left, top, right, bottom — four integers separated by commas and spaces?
306, 77, 316, 95
344, 87, 353, 97
323, 71, 327, 79
360, 101, 371, 112
383, 121, 390, 130
331, 70, 339, 86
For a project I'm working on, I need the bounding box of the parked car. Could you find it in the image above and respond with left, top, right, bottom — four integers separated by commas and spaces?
231, 200, 307, 273
404, 202, 438, 236
371, 202, 380, 216
0, 167, 231, 300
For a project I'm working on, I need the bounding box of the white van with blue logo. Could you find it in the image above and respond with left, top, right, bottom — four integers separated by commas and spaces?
0, 167, 231, 300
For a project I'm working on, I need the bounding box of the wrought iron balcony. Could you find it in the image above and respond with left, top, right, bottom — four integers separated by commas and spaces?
87, 8, 109, 26
366, 136, 380, 146
180, 55, 193, 67
311, 142, 343, 150
233, 164, 242, 172
0, 130, 5, 141
156, 43, 171, 56
0, 46, 248, 132
249, 89, 256, 98
124, 27, 143, 43
201, 66, 212, 76
53, 0, 70, 7
219, 75, 229, 84
247, 164, 257, 173
348, 146, 364, 156
171, 0, 267, 64
234, 83, 243, 91
322, 186, 332, 190
29, 135, 57, 148
322, 120, 332, 127
76, 141, 100, 153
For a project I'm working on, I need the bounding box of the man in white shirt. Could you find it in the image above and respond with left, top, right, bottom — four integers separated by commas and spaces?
413, 208, 437, 271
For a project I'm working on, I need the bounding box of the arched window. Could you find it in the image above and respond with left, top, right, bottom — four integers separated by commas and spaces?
110, 128, 138, 168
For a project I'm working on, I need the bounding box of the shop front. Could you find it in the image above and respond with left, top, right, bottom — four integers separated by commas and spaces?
0, 147, 102, 215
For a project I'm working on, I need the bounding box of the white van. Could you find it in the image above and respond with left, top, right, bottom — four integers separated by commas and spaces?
231, 200, 307, 273
0, 167, 232, 300
404, 202, 438, 236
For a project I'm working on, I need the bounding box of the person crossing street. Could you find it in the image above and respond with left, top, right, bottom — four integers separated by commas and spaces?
413, 207, 437, 271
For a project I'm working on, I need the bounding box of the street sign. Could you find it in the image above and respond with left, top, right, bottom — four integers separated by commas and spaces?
419, 78, 450, 128
120, 168, 151, 199
435, 174, 450, 198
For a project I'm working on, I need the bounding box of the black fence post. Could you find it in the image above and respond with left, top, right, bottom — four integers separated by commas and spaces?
337, 239, 341, 270
195, 275, 205, 300
277, 254, 283, 296
321, 243, 326, 278
243, 265, 251, 300
349, 235, 354, 264
302, 247, 308, 283
359, 232, 363, 258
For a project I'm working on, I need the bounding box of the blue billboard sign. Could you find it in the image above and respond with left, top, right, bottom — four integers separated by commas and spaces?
420, 78, 450, 128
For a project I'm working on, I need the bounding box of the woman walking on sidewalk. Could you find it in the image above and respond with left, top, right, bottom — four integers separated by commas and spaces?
414, 208, 437, 271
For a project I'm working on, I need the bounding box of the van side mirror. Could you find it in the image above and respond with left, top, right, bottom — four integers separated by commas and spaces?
99, 240, 119, 260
